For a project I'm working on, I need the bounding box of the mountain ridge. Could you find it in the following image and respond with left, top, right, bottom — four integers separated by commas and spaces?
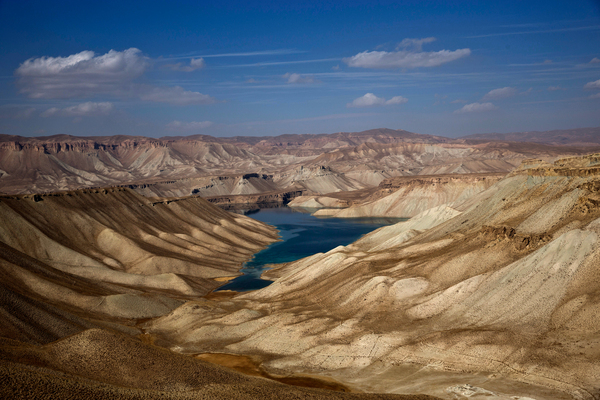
2, 127, 598, 196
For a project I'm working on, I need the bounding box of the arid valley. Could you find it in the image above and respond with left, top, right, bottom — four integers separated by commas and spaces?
2, 1, 600, 398
2, 127, 600, 399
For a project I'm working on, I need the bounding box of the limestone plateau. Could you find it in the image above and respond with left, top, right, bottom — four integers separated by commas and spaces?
2, 127, 600, 399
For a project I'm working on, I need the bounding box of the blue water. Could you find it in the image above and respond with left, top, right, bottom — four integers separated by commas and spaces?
217, 207, 406, 292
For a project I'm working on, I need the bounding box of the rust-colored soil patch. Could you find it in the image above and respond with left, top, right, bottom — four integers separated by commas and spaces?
203, 289, 238, 300
196, 352, 354, 392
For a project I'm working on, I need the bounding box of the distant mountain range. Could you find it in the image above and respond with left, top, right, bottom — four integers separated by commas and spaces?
461, 127, 600, 146
1, 127, 599, 196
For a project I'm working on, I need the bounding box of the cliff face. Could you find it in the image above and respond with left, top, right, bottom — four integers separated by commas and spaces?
0, 136, 265, 195
292, 173, 505, 218
145, 153, 600, 399
1, 132, 592, 197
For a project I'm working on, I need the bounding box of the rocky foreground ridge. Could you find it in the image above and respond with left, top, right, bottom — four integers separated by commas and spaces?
140, 153, 600, 399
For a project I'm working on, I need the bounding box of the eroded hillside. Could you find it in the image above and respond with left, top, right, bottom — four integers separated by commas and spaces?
0, 186, 444, 400
291, 173, 505, 218
1, 129, 594, 198
142, 153, 600, 400
0, 188, 279, 328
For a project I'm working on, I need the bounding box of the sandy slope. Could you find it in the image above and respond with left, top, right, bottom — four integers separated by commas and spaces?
292, 174, 504, 218
145, 154, 600, 400
0, 188, 278, 328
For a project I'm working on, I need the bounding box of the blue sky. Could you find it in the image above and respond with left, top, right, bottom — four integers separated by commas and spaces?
1, 0, 599, 138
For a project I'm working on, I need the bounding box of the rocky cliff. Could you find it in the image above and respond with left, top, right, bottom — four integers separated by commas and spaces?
1, 131, 592, 197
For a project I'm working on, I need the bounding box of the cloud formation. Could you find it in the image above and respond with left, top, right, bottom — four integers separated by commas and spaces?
40, 102, 114, 117
397, 37, 436, 51
343, 39, 470, 69
166, 120, 213, 130
584, 79, 600, 89
347, 93, 408, 108
590, 57, 600, 64
547, 86, 563, 91
15, 48, 148, 99
138, 86, 216, 105
15, 49, 216, 105
166, 58, 205, 72
283, 72, 316, 84
482, 87, 517, 100
454, 102, 498, 114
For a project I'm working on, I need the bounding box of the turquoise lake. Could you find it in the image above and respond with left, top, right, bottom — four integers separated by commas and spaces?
217, 207, 405, 292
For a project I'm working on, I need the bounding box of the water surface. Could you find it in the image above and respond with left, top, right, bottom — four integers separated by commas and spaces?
217, 207, 405, 292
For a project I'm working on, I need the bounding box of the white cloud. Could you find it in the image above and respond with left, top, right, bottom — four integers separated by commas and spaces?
138, 86, 216, 105
454, 102, 498, 114
166, 57, 205, 72
385, 96, 409, 105
283, 72, 316, 84
584, 79, 600, 89
346, 93, 408, 108
347, 93, 385, 107
482, 87, 517, 100
166, 120, 213, 130
590, 57, 600, 64
40, 102, 114, 117
589, 93, 600, 99
343, 42, 470, 69
547, 86, 563, 91
15, 48, 148, 99
15, 49, 217, 106
396, 37, 436, 51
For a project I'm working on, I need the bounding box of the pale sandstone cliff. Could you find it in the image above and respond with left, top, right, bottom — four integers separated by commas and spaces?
292, 174, 505, 218
1, 131, 592, 197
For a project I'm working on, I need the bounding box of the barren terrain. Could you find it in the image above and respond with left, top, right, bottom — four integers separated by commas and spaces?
2, 128, 597, 199
2, 128, 600, 399
143, 153, 600, 399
